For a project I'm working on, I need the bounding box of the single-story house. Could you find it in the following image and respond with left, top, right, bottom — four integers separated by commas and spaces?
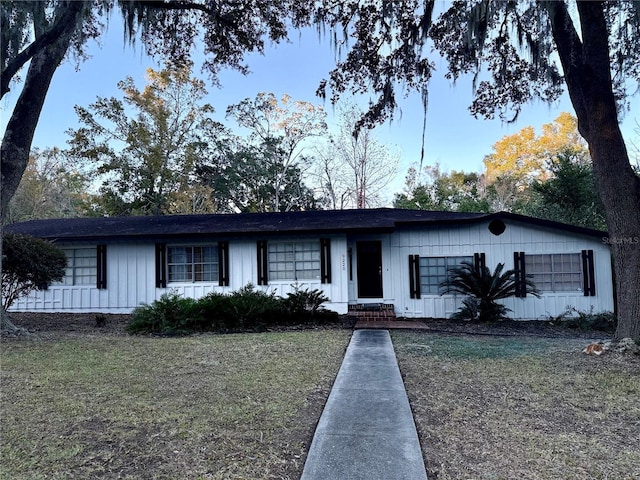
5, 208, 613, 319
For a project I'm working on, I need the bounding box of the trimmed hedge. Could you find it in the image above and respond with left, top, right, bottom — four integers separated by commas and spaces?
127, 284, 338, 335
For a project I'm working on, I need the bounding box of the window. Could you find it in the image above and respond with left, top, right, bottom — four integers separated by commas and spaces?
419, 256, 473, 294
525, 253, 582, 292
59, 247, 97, 286
167, 245, 218, 283
267, 241, 321, 281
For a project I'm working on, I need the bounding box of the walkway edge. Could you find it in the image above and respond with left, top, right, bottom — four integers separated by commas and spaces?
301, 329, 428, 480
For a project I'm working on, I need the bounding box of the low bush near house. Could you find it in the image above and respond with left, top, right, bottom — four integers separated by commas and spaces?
225, 283, 283, 328
282, 285, 330, 316
127, 292, 201, 335
551, 306, 617, 332
194, 291, 234, 330
126, 284, 336, 335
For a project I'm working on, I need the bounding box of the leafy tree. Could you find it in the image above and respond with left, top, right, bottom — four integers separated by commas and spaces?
67, 64, 220, 216
483, 113, 588, 186
440, 261, 540, 323
316, 1, 640, 340
224, 93, 326, 212
395, 164, 490, 213
522, 151, 607, 230
6, 147, 91, 224
198, 139, 318, 213
315, 104, 398, 209
481, 174, 529, 213
1, 0, 313, 221
1, 233, 66, 332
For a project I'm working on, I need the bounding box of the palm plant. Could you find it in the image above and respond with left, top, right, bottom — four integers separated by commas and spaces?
440, 261, 540, 322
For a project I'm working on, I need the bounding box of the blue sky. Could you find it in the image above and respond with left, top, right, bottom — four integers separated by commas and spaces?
1, 17, 638, 201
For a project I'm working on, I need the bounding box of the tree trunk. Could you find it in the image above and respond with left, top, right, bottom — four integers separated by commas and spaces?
0, 1, 86, 224
0, 308, 31, 337
547, 1, 640, 340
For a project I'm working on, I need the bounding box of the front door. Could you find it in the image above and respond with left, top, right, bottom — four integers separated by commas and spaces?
357, 241, 383, 298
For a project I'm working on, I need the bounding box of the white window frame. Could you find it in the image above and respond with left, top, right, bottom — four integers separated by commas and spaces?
167, 244, 219, 283
525, 253, 583, 292
267, 241, 321, 281
58, 247, 97, 286
419, 255, 473, 295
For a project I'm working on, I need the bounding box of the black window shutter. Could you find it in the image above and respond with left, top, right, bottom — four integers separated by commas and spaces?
409, 254, 421, 299
257, 240, 268, 285
582, 249, 596, 296
473, 252, 486, 273
320, 238, 332, 284
514, 251, 527, 298
155, 243, 167, 288
218, 242, 229, 286
96, 244, 107, 289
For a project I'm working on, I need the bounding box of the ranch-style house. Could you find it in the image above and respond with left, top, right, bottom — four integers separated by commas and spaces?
5, 208, 613, 320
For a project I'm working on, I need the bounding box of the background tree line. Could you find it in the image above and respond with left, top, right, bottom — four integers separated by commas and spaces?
11, 83, 634, 238
7, 63, 399, 221
395, 112, 640, 232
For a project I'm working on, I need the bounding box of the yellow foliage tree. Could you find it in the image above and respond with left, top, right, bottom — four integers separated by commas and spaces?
483, 112, 588, 185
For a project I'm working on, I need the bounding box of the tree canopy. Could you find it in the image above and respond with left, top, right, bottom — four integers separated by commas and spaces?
1, 233, 67, 311
67, 63, 220, 216
483, 112, 588, 185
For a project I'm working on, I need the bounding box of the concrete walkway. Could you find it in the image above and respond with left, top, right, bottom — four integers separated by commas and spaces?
300, 329, 428, 480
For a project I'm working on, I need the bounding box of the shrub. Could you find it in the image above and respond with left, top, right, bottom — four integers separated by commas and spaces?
283, 285, 329, 315
2, 233, 67, 311
281, 285, 338, 324
440, 261, 540, 323
127, 292, 201, 335
226, 284, 283, 328
554, 306, 617, 332
195, 292, 234, 330
126, 283, 335, 335
452, 297, 511, 323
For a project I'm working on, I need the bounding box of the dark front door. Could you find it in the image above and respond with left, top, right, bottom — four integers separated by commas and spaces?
357, 241, 383, 298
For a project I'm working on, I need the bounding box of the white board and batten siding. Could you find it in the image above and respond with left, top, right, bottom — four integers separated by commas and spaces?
12, 242, 155, 313
12, 235, 351, 314
226, 236, 350, 314
10, 219, 613, 320
385, 221, 613, 320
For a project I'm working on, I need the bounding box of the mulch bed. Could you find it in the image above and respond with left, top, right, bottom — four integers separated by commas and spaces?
2, 312, 357, 341
3, 311, 613, 342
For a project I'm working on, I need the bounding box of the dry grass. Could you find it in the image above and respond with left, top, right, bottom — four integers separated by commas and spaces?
0, 330, 351, 479
393, 332, 640, 480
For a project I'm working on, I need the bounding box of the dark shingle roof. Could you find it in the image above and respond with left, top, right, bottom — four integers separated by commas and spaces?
4, 208, 607, 242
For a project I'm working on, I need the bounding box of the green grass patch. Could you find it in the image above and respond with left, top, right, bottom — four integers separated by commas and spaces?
393, 331, 640, 480
1, 330, 351, 479
396, 333, 563, 360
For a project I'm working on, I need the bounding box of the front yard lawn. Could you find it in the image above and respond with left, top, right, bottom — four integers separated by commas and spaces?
393, 331, 640, 480
1, 330, 350, 479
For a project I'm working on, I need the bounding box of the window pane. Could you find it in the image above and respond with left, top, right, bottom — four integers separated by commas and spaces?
419, 256, 472, 295
526, 253, 581, 291
268, 241, 320, 281
168, 245, 218, 283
